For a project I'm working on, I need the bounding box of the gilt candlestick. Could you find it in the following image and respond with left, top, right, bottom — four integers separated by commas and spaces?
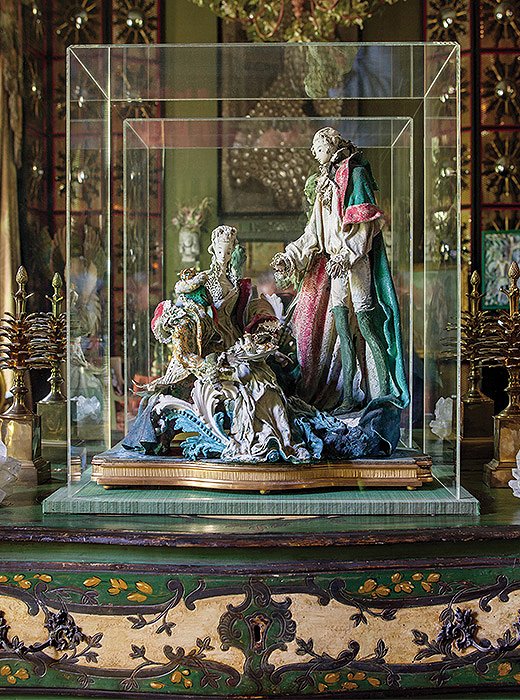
0, 267, 50, 483
485, 262, 520, 487
455, 271, 496, 460
37, 273, 67, 464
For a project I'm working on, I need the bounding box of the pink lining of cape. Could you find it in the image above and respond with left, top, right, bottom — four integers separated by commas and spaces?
335, 159, 383, 225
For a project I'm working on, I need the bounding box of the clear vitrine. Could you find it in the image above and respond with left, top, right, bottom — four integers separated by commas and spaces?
58, 42, 473, 513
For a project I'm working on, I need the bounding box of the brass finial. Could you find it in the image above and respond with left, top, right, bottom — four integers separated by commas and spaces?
469, 270, 481, 317
454, 267, 497, 402
40, 273, 67, 403
48, 272, 64, 318
501, 260, 520, 316
14, 265, 30, 317
16, 266, 28, 285
52, 272, 63, 290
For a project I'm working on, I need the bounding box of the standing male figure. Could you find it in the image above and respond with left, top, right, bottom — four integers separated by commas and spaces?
272, 127, 408, 415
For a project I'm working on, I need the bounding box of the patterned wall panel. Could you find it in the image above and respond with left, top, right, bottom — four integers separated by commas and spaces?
425, 0, 520, 292
20, 0, 163, 418
20, 0, 52, 306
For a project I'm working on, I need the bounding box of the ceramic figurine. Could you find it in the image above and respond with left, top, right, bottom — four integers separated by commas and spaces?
153, 331, 311, 463
122, 227, 280, 454
271, 127, 409, 418
122, 152, 409, 466
172, 197, 214, 267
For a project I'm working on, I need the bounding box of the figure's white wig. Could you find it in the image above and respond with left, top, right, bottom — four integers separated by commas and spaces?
207, 225, 237, 256
311, 127, 357, 159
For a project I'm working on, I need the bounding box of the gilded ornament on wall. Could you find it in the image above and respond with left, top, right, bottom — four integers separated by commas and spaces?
25, 56, 43, 118
113, 63, 158, 119
482, 55, 520, 125
27, 141, 45, 204
27, 0, 43, 40
482, 132, 519, 202
55, 72, 99, 122
222, 50, 346, 214
55, 0, 101, 45
481, 0, 520, 46
55, 149, 101, 207
482, 209, 520, 232
426, 0, 468, 43
112, 0, 158, 43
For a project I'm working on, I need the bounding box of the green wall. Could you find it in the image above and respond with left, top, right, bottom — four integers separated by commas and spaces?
164, 0, 218, 290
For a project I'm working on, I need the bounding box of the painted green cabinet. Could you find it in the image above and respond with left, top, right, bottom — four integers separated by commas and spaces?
1, 479, 520, 698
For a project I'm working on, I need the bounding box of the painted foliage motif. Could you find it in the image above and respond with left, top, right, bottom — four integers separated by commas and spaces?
2, 564, 520, 695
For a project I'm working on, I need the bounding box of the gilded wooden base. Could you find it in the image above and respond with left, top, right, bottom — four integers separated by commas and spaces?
91, 451, 433, 491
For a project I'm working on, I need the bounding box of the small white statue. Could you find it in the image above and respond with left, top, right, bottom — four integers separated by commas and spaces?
172, 197, 214, 266
179, 228, 201, 264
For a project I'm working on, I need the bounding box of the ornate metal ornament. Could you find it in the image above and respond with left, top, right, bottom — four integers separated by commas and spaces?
56, 149, 101, 207
482, 132, 519, 202
191, 0, 399, 41
27, 141, 45, 204
36, 273, 67, 458
25, 57, 43, 118
0, 267, 50, 482
55, 0, 101, 45
485, 262, 520, 486
55, 71, 98, 122
0, 268, 47, 418
482, 210, 520, 232
223, 50, 345, 213
426, 0, 468, 42
481, 0, 520, 45
113, 0, 158, 43
28, 0, 43, 39
482, 55, 520, 124
448, 271, 496, 457
428, 144, 470, 263
39, 274, 67, 405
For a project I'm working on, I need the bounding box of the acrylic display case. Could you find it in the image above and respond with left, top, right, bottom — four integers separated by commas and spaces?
56, 42, 477, 515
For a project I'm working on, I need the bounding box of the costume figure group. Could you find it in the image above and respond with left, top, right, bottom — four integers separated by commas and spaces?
123, 128, 409, 463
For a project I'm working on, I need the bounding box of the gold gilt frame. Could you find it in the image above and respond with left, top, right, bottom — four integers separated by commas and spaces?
91, 454, 433, 491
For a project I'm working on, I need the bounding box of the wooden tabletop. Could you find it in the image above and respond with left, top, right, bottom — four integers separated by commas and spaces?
0, 468, 519, 551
